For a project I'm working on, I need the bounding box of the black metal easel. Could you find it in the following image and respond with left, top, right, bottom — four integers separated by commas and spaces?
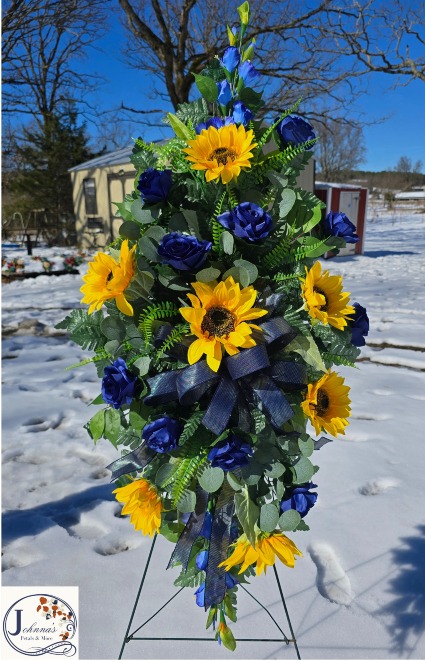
118, 533, 301, 659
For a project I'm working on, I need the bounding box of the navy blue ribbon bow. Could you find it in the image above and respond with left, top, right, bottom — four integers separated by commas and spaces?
144, 317, 306, 435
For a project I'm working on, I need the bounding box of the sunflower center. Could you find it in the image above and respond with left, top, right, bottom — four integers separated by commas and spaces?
201, 306, 236, 337
210, 147, 237, 165
314, 287, 328, 311
316, 388, 330, 416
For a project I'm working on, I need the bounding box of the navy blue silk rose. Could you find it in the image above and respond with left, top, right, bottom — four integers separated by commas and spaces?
208, 434, 253, 472
137, 168, 172, 204
276, 115, 316, 149
324, 210, 359, 243
348, 302, 369, 347
101, 358, 138, 409
157, 232, 212, 271
217, 202, 272, 242
195, 116, 235, 134
232, 101, 254, 126
281, 482, 318, 518
221, 46, 240, 72
142, 417, 182, 453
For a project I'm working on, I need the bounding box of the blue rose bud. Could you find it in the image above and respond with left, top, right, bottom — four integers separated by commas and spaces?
194, 582, 205, 607
348, 302, 369, 347
137, 168, 172, 204
232, 101, 254, 126
200, 511, 213, 539
324, 210, 359, 244
101, 358, 138, 409
217, 202, 273, 242
276, 115, 316, 149
281, 482, 318, 518
195, 553, 238, 587
238, 60, 260, 86
217, 80, 232, 105
208, 434, 253, 472
157, 232, 212, 271
221, 46, 240, 72
142, 416, 182, 453
195, 116, 235, 134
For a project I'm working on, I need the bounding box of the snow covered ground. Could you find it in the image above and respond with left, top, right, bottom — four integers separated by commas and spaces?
2, 203, 425, 660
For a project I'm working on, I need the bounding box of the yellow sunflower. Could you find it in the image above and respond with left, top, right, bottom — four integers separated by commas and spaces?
219, 532, 302, 576
80, 240, 136, 316
301, 261, 354, 330
113, 478, 164, 537
183, 124, 257, 184
179, 276, 268, 372
302, 369, 351, 436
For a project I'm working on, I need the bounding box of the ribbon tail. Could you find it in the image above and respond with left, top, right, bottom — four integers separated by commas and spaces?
204, 482, 235, 609
202, 376, 238, 435
106, 442, 156, 480
167, 486, 209, 571
271, 360, 307, 390
250, 374, 294, 429
144, 370, 179, 406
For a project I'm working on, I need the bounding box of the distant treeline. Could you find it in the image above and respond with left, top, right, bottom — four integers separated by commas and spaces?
317, 169, 425, 192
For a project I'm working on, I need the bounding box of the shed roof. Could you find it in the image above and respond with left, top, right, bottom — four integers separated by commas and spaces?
315, 181, 367, 190
68, 145, 134, 172
394, 191, 425, 200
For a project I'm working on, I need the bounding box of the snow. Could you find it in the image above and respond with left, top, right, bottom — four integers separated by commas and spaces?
2, 204, 425, 660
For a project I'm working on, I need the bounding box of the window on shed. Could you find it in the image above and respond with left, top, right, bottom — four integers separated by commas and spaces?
83, 178, 98, 215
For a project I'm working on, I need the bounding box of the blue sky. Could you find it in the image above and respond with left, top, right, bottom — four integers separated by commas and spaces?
83, 19, 425, 173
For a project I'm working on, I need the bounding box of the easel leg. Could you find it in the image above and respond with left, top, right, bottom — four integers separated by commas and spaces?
118, 533, 158, 660
273, 564, 301, 660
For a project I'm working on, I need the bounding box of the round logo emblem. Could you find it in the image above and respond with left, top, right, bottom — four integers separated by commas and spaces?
3, 593, 77, 657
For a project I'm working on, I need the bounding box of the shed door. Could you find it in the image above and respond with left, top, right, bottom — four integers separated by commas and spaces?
338, 191, 360, 256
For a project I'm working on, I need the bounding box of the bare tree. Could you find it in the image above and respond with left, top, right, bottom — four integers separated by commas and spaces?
2, 0, 108, 128
117, 0, 425, 123
315, 120, 366, 181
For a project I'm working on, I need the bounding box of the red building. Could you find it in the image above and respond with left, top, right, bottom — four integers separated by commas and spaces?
314, 182, 368, 257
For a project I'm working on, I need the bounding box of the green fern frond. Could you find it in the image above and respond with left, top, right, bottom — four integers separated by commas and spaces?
178, 411, 205, 447
322, 352, 358, 368
156, 138, 190, 171
55, 309, 104, 351
210, 191, 227, 252
262, 238, 292, 270
65, 351, 111, 371
171, 454, 208, 507
154, 323, 189, 363
227, 184, 239, 208
133, 137, 156, 153
273, 272, 302, 282
138, 302, 179, 345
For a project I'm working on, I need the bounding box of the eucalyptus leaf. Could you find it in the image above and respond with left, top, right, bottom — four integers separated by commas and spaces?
130, 200, 156, 224
196, 267, 221, 283
259, 503, 280, 533
119, 220, 141, 239
292, 456, 316, 484
220, 230, 234, 255
278, 509, 301, 531
279, 188, 297, 218
264, 462, 285, 478
227, 471, 243, 491
198, 466, 225, 493
101, 316, 126, 342
234, 259, 258, 284
222, 266, 250, 288
298, 436, 314, 457
296, 519, 310, 531
177, 489, 197, 513
133, 356, 151, 376
104, 339, 120, 356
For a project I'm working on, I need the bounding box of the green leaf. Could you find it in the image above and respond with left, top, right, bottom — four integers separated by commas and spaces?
160, 519, 184, 543
104, 339, 120, 356
259, 503, 280, 533
206, 607, 217, 630
130, 199, 155, 224
89, 409, 105, 443
302, 202, 322, 233
298, 436, 314, 457
279, 188, 297, 218
177, 489, 196, 513
193, 74, 218, 102
233, 259, 258, 284
128, 410, 146, 431
101, 316, 126, 342
278, 509, 301, 531
227, 471, 243, 491
119, 220, 141, 240
133, 356, 151, 376
104, 408, 121, 446
222, 265, 250, 288
235, 487, 259, 546
292, 456, 316, 484
199, 466, 225, 493
286, 334, 326, 372
196, 267, 221, 283
167, 112, 194, 141
264, 462, 285, 478
155, 463, 177, 488
296, 519, 310, 531
219, 624, 236, 651
220, 230, 234, 255
90, 394, 104, 406
275, 479, 285, 499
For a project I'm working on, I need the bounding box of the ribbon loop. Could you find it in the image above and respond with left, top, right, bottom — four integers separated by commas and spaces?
225, 343, 270, 381
202, 376, 239, 435
176, 361, 219, 406
144, 370, 178, 406
106, 441, 156, 480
